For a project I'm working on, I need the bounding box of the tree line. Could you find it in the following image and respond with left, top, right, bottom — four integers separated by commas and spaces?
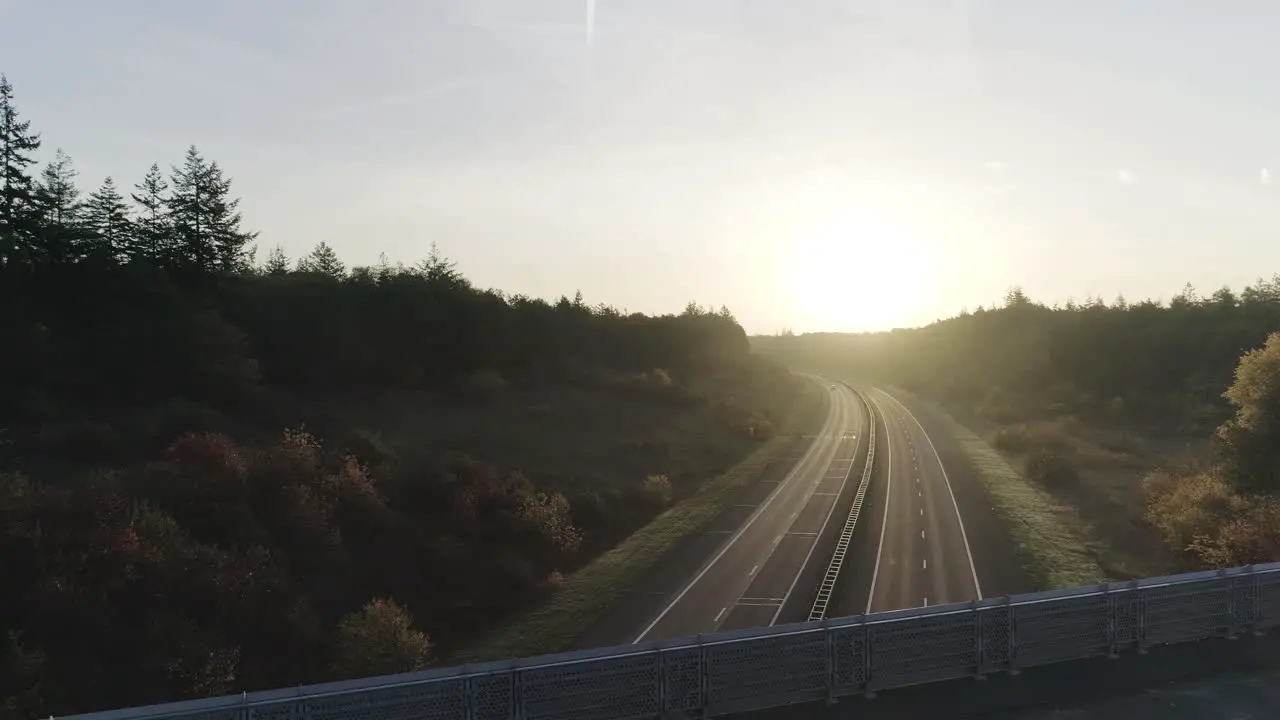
754, 282, 1280, 571
0, 74, 803, 717
755, 282, 1280, 435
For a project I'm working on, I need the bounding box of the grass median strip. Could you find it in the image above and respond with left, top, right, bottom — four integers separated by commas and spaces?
934, 410, 1106, 590
454, 380, 829, 664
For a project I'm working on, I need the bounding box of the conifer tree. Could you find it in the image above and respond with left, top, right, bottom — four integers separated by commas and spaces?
33, 148, 87, 262
413, 242, 467, 288
34, 149, 80, 224
167, 145, 256, 273
298, 241, 345, 278
131, 162, 172, 264
83, 177, 133, 261
0, 74, 41, 265
263, 244, 290, 275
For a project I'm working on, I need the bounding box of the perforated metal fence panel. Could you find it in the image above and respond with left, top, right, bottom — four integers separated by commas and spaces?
58, 563, 1280, 720
868, 609, 978, 689
703, 629, 829, 714
1014, 594, 1110, 666
1260, 572, 1280, 631
520, 653, 659, 720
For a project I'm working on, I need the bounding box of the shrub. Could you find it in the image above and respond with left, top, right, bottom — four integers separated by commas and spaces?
339, 429, 398, 476
1190, 497, 1280, 566
992, 425, 1029, 453
1142, 467, 1244, 560
538, 570, 567, 598
993, 421, 1071, 455
253, 428, 324, 489
331, 599, 432, 679
1023, 447, 1079, 489
641, 474, 672, 506
160, 432, 249, 495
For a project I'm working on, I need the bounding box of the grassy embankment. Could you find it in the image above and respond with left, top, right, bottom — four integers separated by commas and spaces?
891, 389, 1113, 590
455, 377, 828, 663
919, 388, 1201, 586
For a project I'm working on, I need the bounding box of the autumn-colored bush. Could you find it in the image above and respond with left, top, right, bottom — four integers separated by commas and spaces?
642, 474, 673, 507
332, 599, 432, 679
1140, 466, 1280, 567
1143, 467, 1238, 550
1139, 332, 1280, 568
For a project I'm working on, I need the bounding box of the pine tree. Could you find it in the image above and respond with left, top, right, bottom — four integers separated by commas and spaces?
167, 146, 215, 270
34, 149, 80, 224
263, 244, 290, 275
132, 162, 172, 264
413, 242, 466, 287
83, 177, 133, 261
0, 74, 42, 265
203, 155, 258, 272
297, 241, 345, 278
32, 148, 88, 262
167, 145, 257, 273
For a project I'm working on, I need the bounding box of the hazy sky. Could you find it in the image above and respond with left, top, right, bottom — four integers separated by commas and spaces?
4, 1, 1280, 333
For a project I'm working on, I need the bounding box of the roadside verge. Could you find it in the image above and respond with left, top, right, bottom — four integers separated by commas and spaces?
889, 387, 1105, 591
453, 376, 830, 663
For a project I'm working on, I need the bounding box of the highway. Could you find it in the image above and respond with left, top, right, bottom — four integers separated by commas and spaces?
633, 380, 869, 642
860, 386, 983, 612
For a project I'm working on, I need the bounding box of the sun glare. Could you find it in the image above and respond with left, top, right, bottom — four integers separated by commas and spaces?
783, 210, 935, 332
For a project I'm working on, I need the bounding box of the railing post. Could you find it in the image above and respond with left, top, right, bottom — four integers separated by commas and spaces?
655, 646, 667, 719
511, 662, 524, 720
972, 600, 986, 680
1246, 565, 1265, 637
456, 664, 479, 720
461, 676, 473, 720
697, 634, 710, 720
862, 614, 877, 699
1222, 568, 1238, 640
1005, 595, 1020, 676
1133, 579, 1148, 655
1104, 581, 1119, 659
824, 618, 837, 705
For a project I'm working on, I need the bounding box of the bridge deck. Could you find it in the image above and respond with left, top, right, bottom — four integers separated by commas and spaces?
736, 630, 1280, 719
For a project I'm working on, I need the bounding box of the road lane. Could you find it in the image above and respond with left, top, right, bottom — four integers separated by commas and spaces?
864, 386, 981, 612
635, 381, 865, 641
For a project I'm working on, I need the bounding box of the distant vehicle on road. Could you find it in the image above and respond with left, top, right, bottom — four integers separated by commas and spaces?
830, 384, 836, 390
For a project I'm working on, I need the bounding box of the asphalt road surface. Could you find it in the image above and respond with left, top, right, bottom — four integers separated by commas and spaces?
861, 386, 983, 613
633, 380, 869, 642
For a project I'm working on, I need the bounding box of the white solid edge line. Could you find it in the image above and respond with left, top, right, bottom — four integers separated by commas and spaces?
875, 387, 984, 601
864, 389, 893, 615
632, 375, 837, 643
769, 385, 862, 626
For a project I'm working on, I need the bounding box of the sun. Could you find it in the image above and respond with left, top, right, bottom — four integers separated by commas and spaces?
782, 209, 935, 332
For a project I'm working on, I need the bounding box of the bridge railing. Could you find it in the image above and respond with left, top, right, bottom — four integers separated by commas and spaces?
62, 562, 1280, 720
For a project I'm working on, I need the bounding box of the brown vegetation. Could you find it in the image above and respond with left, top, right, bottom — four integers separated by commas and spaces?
1143, 334, 1280, 570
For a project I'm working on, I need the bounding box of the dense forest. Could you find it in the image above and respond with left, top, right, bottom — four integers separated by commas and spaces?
755, 283, 1280, 575
755, 284, 1280, 435
0, 75, 808, 717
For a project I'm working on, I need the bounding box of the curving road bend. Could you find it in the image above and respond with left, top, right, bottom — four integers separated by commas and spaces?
634, 379, 867, 642
863, 386, 982, 613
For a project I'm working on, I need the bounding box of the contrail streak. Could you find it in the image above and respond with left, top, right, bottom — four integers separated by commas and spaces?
586, 0, 596, 46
